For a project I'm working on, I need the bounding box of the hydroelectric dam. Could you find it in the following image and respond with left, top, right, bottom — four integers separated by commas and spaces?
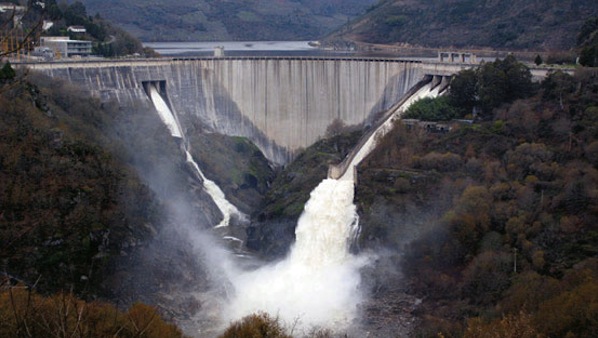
22, 56, 470, 165
15, 55, 565, 336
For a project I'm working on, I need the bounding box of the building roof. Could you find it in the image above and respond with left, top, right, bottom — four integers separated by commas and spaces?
0, 3, 25, 12
67, 26, 87, 32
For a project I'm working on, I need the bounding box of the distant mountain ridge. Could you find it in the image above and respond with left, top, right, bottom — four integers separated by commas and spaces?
325, 0, 598, 51
76, 0, 377, 42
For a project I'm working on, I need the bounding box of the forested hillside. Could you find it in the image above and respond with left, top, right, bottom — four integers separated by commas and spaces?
579, 17, 598, 67
3, 3, 598, 335
0, 69, 162, 294
0, 0, 148, 57
45, 0, 150, 56
0, 58, 279, 335
326, 0, 598, 51
75, 0, 377, 42
357, 58, 598, 336
0, 64, 192, 335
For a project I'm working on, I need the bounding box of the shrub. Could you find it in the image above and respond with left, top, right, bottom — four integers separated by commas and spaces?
0, 288, 185, 337
403, 96, 458, 121
535, 280, 598, 337
219, 312, 292, 338
0, 62, 16, 81
416, 151, 462, 172
464, 312, 540, 338
460, 251, 512, 305
534, 54, 543, 65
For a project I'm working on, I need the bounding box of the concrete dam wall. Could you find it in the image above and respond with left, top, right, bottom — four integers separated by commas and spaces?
29, 58, 426, 164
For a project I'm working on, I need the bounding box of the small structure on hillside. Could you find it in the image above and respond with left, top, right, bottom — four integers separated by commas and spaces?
31, 46, 55, 60
214, 46, 225, 57
0, 2, 26, 13
42, 20, 54, 31
438, 51, 477, 64
67, 26, 86, 34
40, 36, 92, 58
401, 118, 473, 133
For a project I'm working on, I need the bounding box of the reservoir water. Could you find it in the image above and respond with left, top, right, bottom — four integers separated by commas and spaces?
143, 41, 353, 57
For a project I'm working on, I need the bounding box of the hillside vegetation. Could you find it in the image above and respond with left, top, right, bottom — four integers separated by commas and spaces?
0, 289, 185, 337
0, 62, 277, 335
578, 17, 598, 67
47, 0, 150, 57
0, 64, 194, 333
326, 0, 598, 51
357, 59, 598, 336
0, 69, 165, 294
76, 0, 377, 42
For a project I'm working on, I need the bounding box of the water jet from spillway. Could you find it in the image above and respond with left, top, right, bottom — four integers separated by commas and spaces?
223, 77, 440, 334
225, 178, 367, 333
147, 75, 440, 335
148, 83, 245, 228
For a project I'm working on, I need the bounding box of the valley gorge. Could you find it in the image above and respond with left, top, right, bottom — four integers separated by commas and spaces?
2, 1, 598, 336
3, 56, 443, 336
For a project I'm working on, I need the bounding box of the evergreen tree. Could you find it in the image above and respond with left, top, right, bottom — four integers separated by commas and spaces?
534, 54, 543, 65
0, 62, 16, 81
577, 16, 598, 67
448, 68, 478, 116
447, 55, 533, 119
579, 46, 598, 67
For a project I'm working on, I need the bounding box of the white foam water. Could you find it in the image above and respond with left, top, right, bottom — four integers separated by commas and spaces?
149, 77, 437, 334
149, 84, 245, 228
184, 150, 246, 228
225, 178, 366, 333
149, 84, 184, 138
223, 80, 439, 334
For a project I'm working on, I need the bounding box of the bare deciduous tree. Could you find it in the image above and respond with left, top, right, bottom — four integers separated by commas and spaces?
1, 2, 44, 58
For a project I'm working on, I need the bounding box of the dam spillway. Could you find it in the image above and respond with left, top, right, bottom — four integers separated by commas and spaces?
16, 56, 466, 334
25, 57, 435, 164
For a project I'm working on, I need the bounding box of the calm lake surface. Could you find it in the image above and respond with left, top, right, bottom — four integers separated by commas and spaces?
143, 41, 355, 57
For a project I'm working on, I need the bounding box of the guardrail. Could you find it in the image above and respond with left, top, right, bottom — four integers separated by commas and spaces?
11, 55, 425, 67
12, 55, 571, 80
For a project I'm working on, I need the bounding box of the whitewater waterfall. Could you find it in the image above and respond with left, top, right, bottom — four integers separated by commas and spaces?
148, 83, 245, 228
226, 177, 363, 331
224, 79, 440, 333
147, 73, 441, 333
